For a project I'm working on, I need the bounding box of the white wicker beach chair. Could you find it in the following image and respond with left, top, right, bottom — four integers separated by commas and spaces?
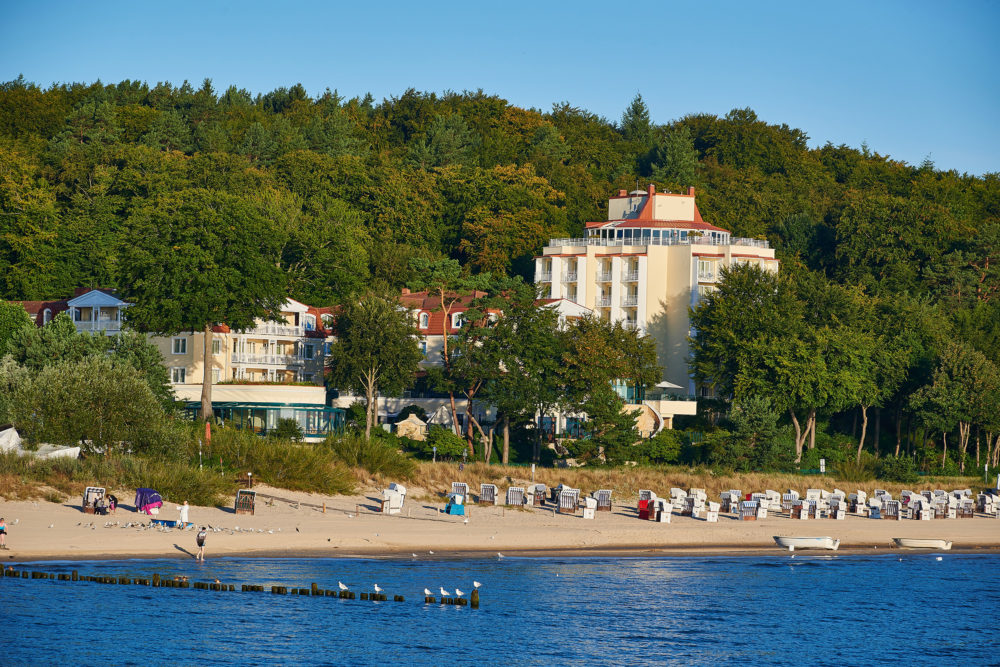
479, 484, 498, 505
451, 482, 469, 499
506, 487, 525, 507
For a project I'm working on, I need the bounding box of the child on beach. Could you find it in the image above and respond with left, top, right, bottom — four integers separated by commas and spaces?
196, 526, 207, 561
0, 517, 6, 549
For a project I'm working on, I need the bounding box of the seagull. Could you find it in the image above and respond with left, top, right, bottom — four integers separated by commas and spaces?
473, 581, 481, 589
463, 519, 469, 524
412, 553, 418, 558
48, 524, 54, 529
936, 556, 943, 561
440, 587, 450, 597
374, 584, 383, 593
424, 588, 433, 596
497, 552, 504, 559
455, 588, 464, 596
428, 550, 434, 555
338, 581, 348, 591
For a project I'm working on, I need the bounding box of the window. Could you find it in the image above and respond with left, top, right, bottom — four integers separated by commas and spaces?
211, 339, 221, 355
419, 312, 429, 329
42, 308, 51, 324
304, 373, 314, 383
172, 337, 187, 355
304, 343, 315, 359
211, 368, 221, 383
451, 313, 465, 329
419, 341, 428, 356
170, 367, 186, 384
303, 314, 316, 331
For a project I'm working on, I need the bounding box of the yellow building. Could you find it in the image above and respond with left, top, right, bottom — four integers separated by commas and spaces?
536, 184, 778, 397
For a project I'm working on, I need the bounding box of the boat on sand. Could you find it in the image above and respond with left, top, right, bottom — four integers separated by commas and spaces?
773, 536, 840, 551
892, 538, 952, 550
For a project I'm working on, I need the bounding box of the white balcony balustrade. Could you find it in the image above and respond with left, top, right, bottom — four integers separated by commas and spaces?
243, 322, 305, 337
562, 271, 578, 282
548, 236, 769, 249
597, 271, 613, 282
621, 270, 639, 282
232, 353, 307, 366
622, 295, 639, 307
597, 296, 612, 308
538, 271, 553, 282
74, 320, 123, 333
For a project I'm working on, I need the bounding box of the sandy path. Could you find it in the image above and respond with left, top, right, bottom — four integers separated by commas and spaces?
1, 485, 997, 561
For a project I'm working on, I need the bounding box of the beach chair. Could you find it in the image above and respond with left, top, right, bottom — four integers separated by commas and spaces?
235, 489, 256, 516
720, 491, 737, 513
451, 482, 469, 499
558, 489, 579, 515
883, 500, 901, 520
82, 487, 105, 514
781, 493, 796, 515
670, 488, 687, 507
527, 484, 547, 507
829, 499, 845, 520
506, 487, 525, 507
706, 501, 720, 523
594, 489, 612, 512
739, 500, 758, 521
638, 498, 651, 520
445, 492, 465, 516
751, 492, 767, 504
479, 484, 498, 506
381, 487, 404, 515
653, 498, 672, 523
806, 489, 821, 502
755, 502, 768, 520
957, 500, 974, 519
582, 497, 597, 520
765, 490, 781, 512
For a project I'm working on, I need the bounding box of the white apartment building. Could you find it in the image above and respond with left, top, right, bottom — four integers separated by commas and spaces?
535, 184, 778, 410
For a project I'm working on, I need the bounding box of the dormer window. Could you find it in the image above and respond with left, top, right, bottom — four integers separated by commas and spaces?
419, 312, 429, 329
451, 313, 465, 329
303, 314, 316, 331
42, 308, 51, 324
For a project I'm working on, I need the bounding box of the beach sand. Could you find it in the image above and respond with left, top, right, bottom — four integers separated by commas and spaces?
2, 485, 997, 562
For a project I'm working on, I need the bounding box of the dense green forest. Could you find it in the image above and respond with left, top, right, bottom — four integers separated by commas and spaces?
0, 76, 998, 476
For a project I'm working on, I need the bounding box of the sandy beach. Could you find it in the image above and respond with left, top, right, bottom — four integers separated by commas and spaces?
1, 484, 998, 562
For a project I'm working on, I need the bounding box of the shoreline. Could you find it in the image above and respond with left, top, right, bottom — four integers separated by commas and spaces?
3, 485, 998, 564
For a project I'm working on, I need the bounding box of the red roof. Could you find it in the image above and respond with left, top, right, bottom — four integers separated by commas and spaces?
401, 289, 493, 335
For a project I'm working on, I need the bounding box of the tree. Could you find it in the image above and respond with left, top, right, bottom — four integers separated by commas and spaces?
325, 293, 423, 440
6, 312, 107, 371
119, 188, 292, 421
407, 258, 492, 436
0, 301, 32, 355
649, 125, 699, 186
619, 93, 652, 147
8, 356, 177, 455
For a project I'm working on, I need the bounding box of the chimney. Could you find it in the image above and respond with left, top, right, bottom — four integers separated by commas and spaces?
401, 288, 410, 295
688, 186, 696, 196
647, 183, 656, 197
617, 189, 627, 197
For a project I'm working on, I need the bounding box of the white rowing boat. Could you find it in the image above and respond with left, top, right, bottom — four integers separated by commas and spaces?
892, 538, 952, 550
773, 536, 840, 551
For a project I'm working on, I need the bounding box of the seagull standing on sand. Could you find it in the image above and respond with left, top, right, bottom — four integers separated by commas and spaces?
338, 581, 348, 591
440, 587, 450, 597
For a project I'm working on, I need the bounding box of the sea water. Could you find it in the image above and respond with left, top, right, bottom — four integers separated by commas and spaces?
2, 554, 997, 665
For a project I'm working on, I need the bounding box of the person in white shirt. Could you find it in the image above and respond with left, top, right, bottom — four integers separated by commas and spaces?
177, 501, 190, 526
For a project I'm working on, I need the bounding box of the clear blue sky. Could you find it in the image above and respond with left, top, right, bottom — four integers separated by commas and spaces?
3, 0, 997, 175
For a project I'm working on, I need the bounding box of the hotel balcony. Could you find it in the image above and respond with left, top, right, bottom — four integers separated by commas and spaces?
232, 353, 306, 366
538, 271, 552, 282
623, 320, 639, 331
622, 295, 638, 307
243, 322, 305, 337
697, 271, 717, 282
562, 271, 578, 282
74, 320, 123, 333
597, 296, 612, 308
621, 270, 639, 282
597, 271, 612, 282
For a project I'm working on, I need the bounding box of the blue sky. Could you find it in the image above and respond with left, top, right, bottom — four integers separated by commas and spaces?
2, 0, 997, 174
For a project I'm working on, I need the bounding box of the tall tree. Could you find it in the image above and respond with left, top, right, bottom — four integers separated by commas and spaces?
325, 293, 423, 439
119, 188, 292, 420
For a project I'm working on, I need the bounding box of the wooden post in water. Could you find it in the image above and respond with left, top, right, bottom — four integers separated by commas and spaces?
311, 582, 319, 596
152, 573, 160, 587
471, 589, 479, 609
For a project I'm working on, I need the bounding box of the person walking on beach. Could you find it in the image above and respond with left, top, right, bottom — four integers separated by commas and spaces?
177, 501, 190, 526
196, 526, 207, 561
0, 517, 7, 550
108, 494, 118, 514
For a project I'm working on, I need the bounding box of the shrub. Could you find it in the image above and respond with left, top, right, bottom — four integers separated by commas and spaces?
271, 418, 304, 442
424, 426, 466, 460
325, 432, 415, 480
835, 456, 876, 482
877, 455, 918, 483
394, 405, 428, 423
633, 430, 682, 465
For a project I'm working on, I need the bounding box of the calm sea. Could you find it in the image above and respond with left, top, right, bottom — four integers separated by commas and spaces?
3, 554, 998, 666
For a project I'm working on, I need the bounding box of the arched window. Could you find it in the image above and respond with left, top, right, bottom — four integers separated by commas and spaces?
42, 308, 52, 325
419, 312, 429, 329
303, 314, 316, 331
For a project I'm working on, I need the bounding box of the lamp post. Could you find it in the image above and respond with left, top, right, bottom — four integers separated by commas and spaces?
198, 439, 203, 471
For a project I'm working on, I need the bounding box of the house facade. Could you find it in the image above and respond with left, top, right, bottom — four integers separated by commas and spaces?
535, 184, 778, 396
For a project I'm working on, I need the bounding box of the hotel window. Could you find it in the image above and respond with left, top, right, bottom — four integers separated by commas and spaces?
170, 367, 186, 384
642, 229, 652, 242
451, 313, 465, 329
419, 312, 429, 329
211, 368, 221, 383
419, 341, 428, 356
42, 308, 52, 324
212, 339, 221, 355
680, 231, 688, 241
172, 337, 187, 355
304, 343, 315, 359
303, 314, 316, 331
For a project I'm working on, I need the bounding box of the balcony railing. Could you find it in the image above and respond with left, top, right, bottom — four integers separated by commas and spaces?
623, 321, 639, 331
242, 323, 305, 337
597, 272, 612, 282
597, 296, 612, 308
697, 271, 717, 282
538, 271, 552, 282
548, 235, 770, 249
74, 320, 122, 332
622, 295, 638, 307
562, 272, 578, 282
232, 353, 306, 366
621, 270, 639, 282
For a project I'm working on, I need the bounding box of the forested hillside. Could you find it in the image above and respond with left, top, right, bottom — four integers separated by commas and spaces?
1, 76, 998, 474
